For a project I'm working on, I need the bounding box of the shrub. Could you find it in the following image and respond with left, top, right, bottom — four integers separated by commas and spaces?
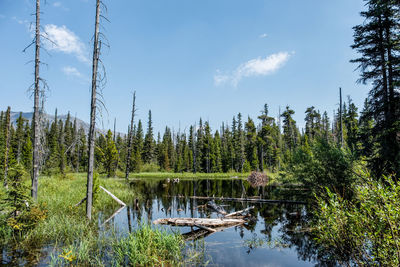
314, 171, 400, 266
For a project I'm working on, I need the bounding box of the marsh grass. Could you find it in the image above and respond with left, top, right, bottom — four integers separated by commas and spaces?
112, 224, 184, 266
0, 173, 187, 266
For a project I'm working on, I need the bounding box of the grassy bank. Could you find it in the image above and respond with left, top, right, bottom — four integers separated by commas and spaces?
124, 170, 281, 182
1, 173, 185, 266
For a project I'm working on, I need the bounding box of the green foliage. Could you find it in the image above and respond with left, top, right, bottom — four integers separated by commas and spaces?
92, 172, 100, 204
1, 164, 47, 236
314, 171, 400, 266
140, 162, 160, 172
112, 224, 184, 266
292, 138, 356, 198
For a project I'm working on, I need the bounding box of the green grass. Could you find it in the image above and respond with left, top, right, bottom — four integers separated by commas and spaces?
0, 173, 185, 266
112, 224, 184, 266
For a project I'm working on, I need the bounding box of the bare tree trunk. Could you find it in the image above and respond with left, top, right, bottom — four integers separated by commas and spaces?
3, 107, 11, 188
86, 0, 101, 220
125, 91, 136, 181
339, 87, 343, 147
31, 0, 41, 201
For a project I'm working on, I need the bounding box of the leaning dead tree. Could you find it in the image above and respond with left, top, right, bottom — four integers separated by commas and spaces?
125, 91, 136, 181
3, 107, 11, 188
86, 0, 101, 220
86, 0, 109, 220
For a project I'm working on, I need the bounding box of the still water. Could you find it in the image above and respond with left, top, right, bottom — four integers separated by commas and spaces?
100, 178, 324, 267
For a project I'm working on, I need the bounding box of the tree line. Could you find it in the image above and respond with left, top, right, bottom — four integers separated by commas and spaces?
0, 91, 392, 178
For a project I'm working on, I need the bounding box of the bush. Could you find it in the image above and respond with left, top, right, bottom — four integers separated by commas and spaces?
140, 162, 160, 172
314, 171, 400, 266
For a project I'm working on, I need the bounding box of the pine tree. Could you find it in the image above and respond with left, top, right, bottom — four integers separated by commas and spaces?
281, 106, 299, 153
22, 123, 32, 172
212, 130, 222, 172
143, 110, 155, 164
351, 0, 400, 175
245, 117, 258, 171
102, 130, 119, 177
344, 97, 359, 152
14, 113, 25, 164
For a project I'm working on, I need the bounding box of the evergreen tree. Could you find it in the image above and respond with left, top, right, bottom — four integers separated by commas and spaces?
143, 110, 155, 164
245, 117, 258, 170
281, 106, 299, 154
351, 0, 400, 175
344, 97, 359, 152
212, 130, 223, 173
102, 130, 119, 177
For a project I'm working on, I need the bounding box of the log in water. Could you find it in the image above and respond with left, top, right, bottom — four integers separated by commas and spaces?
153, 217, 246, 227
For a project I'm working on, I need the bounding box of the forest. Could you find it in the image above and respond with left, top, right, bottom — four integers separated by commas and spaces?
0, 0, 399, 266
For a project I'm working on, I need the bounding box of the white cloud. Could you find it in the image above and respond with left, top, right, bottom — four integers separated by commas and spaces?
62, 66, 82, 77
53, 2, 62, 7
214, 52, 292, 87
44, 24, 88, 63
259, 33, 268, 38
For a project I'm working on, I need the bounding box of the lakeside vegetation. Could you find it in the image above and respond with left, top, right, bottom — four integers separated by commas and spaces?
1, 173, 189, 266
0, 0, 399, 266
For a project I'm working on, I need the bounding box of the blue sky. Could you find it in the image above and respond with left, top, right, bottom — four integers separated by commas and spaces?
0, 0, 368, 134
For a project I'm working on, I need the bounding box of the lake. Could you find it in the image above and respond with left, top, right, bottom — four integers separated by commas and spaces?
99, 178, 329, 267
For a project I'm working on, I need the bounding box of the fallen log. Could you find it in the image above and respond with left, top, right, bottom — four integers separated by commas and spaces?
100, 186, 126, 206
189, 196, 306, 205
153, 217, 245, 227
225, 206, 254, 218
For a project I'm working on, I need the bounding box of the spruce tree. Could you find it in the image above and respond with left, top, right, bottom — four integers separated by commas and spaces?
143, 110, 155, 164
103, 130, 118, 177
351, 0, 400, 175
245, 117, 258, 171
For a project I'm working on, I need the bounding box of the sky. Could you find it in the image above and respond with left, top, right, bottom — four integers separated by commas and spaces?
0, 0, 369, 135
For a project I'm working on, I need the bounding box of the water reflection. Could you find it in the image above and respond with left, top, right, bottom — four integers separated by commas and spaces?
100, 178, 338, 267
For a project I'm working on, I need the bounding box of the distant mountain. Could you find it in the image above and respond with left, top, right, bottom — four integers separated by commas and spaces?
10, 111, 124, 136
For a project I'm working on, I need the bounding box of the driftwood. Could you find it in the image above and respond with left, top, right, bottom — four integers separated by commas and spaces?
189, 196, 306, 205
74, 186, 126, 207
225, 206, 254, 218
153, 217, 245, 227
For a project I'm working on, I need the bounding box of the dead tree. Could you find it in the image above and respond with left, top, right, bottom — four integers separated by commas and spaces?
125, 91, 136, 181
339, 87, 343, 147
3, 107, 11, 188
86, 0, 101, 220
31, 0, 41, 201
